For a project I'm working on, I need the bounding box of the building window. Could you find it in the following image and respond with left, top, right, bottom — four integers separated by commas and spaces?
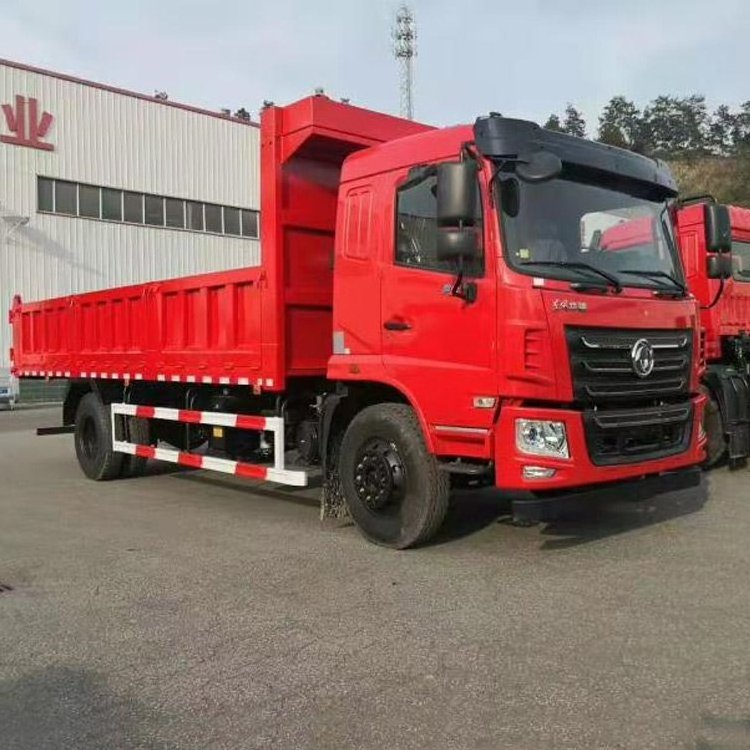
223, 207, 241, 236
36, 177, 258, 239
165, 198, 185, 228
124, 191, 143, 223
79, 184, 100, 219
38, 178, 54, 212
187, 202, 204, 231
102, 188, 123, 221
241, 209, 258, 238
55, 181, 77, 215
205, 204, 222, 234
144, 195, 164, 226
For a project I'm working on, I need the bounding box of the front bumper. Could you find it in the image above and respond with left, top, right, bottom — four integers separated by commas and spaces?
495, 395, 706, 491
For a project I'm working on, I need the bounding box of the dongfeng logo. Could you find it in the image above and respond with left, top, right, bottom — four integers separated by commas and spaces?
631, 338, 655, 378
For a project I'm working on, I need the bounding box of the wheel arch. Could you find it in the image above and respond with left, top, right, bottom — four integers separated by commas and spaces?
64, 379, 124, 425
320, 379, 434, 469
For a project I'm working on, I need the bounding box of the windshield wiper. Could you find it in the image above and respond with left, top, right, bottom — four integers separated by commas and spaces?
618, 269, 687, 295
519, 261, 623, 293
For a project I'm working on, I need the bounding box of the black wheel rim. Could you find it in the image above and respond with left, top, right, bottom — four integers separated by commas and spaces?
353, 438, 406, 516
80, 416, 98, 460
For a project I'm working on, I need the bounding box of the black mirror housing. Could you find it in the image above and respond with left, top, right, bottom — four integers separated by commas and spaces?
516, 151, 563, 183
706, 254, 732, 279
436, 228, 479, 262
437, 161, 477, 226
705, 204, 731, 253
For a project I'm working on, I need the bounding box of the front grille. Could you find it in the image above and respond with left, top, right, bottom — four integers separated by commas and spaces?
583, 403, 693, 466
567, 327, 692, 405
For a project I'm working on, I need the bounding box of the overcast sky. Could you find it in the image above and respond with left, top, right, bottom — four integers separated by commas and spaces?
3, 0, 750, 133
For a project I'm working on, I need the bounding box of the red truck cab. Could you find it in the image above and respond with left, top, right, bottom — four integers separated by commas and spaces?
676, 203, 750, 464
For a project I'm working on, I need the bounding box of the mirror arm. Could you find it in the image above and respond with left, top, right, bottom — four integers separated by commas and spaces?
448, 250, 478, 304
701, 277, 726, 310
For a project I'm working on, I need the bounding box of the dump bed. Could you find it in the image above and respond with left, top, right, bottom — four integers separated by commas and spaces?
10, 96, 430, 389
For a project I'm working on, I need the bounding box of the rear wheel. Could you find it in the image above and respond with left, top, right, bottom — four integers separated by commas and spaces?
703, 387, 726, 468
74, 392, 123, 480
339, 403, 449, 549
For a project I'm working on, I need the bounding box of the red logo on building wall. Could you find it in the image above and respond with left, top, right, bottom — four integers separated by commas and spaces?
1, 95, 54, 151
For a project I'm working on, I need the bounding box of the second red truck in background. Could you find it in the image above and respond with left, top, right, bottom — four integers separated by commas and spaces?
677, 203, 750, 465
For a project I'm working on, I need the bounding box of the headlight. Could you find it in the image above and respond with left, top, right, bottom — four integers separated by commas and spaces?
515, 419, 569, 458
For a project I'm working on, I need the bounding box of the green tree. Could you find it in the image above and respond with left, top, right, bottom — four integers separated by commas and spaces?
708, 104, 736, 155
731, 101, 750, 153
562, 104, 586, 138
642, 95, 709, 159
597, 96, 642, 150
544, 114, 563, 132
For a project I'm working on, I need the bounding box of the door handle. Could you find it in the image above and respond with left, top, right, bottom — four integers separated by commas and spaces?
384, 319, 412, 331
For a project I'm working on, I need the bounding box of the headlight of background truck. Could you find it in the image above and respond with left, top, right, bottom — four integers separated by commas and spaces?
515, 419, 569, 459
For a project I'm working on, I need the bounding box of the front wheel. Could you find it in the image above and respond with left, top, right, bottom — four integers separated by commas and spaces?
339, 403, 449, 549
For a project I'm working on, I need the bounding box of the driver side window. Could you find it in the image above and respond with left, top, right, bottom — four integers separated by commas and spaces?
395, 172, 484, 275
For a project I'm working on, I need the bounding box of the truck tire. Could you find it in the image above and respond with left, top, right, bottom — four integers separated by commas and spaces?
339, 403, 449, 549
74, 393, 123, 481
119, 416, 150, 478
703, 389, 726, 468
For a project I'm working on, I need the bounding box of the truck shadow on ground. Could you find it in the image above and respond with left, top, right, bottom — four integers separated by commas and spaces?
141, 458, 708, 551
0, 666, 176, 750
434, 469, 708, 550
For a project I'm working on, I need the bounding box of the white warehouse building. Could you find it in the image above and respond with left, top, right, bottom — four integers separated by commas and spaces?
0, 58, 261, 402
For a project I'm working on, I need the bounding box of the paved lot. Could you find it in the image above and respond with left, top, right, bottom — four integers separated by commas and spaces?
1, 406, 749, 750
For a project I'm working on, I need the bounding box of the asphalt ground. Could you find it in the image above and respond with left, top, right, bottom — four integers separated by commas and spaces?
1, 406, 749, 749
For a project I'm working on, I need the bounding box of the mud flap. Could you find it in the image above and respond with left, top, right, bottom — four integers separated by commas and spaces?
320, 434, 351, 523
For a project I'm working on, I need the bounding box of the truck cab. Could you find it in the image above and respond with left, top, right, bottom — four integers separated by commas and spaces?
330, 116, 706, 501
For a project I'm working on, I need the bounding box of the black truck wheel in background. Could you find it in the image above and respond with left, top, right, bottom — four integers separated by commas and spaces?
339, 403, 450, 549
74, 392, 123, 481
702, 387, 726, 467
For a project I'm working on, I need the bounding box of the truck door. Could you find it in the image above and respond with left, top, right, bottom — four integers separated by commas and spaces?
381, 166, 496, 427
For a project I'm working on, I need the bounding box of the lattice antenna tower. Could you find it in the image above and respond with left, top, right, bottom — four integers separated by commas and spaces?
392, 4, 416, 119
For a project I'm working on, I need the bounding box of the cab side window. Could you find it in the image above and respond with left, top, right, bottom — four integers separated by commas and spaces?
395, 171, 484, 275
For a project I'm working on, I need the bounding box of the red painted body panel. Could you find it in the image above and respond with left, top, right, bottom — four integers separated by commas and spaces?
677, 204, 750, 361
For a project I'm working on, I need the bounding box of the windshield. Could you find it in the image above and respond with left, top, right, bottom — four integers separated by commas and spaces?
497, 166, 683, 291
732, 240, 750, 282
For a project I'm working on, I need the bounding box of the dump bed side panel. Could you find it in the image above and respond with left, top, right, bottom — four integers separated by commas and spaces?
10, 95, 431, 389
11, 266, 266, 386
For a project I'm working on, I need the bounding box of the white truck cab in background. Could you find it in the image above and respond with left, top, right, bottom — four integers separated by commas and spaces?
0, 369, 18, 409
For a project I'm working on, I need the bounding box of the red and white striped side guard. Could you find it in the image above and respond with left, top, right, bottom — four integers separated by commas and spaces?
110, 403, 307, 487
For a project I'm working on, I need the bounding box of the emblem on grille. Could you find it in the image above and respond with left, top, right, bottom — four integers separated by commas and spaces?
631, 338, 655, 378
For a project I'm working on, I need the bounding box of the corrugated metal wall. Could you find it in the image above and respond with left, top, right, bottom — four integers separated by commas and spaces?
0, 61, 261, 379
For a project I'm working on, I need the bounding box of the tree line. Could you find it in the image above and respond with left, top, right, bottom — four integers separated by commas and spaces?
544, 96, 750, 160
543, 96, 750, 203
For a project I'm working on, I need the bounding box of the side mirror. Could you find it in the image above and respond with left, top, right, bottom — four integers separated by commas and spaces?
437, 160, 477, 226
437, 228, 479, 262
706, 254, 732, 279
516, 151, 563, 183
705, 204, 731, 253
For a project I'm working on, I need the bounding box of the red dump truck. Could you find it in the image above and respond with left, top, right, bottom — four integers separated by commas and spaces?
10, 94, 729, 547
676, 202, 749, 465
